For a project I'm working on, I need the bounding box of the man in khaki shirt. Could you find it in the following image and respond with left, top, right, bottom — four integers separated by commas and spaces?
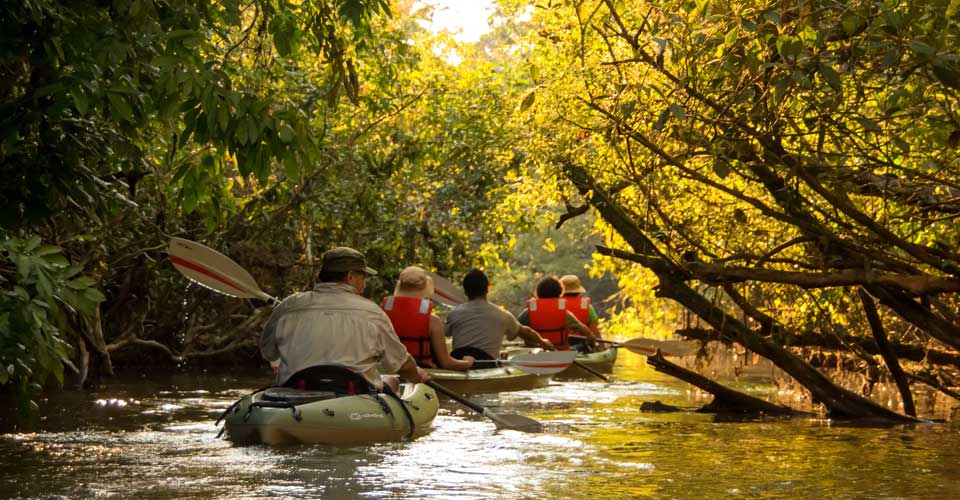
260, 247, 428, 390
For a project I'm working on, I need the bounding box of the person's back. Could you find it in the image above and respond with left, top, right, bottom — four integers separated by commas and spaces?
518, 276, 595, 351
446, 269, 553, 360
383, 266, 474, 371
260, 246, 426, 390
559, 274, 600, 336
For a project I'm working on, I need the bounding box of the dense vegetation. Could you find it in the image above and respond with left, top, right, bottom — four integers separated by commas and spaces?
3, 0, 959, 421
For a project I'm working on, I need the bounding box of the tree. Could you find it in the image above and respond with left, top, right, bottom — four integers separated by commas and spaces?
513, 0, 960, 419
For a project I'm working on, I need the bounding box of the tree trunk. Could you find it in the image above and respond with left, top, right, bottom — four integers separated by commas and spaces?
646, 351, 804, 415
859, 288, 916, 416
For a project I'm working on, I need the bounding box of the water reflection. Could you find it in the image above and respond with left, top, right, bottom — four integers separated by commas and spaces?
1, 352, 959, 499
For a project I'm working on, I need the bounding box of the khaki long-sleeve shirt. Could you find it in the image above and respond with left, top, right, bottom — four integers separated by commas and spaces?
259, 283, 413, 388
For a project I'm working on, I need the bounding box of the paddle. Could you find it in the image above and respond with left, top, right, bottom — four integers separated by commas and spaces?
170, 237, 458, 307
569, 334, 699, 357
425, 380, 543, 433
469, 351, 577, 374
168, 238, 548, 433
169, 237, 279, 303
424, 270, 468, 306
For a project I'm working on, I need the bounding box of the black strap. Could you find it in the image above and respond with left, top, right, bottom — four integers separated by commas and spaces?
398, 335, 432, 363
215, 384, 273, 438
380, 384, 416, 440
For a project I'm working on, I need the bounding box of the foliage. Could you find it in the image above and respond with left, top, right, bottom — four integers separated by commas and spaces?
0, 233, 104, 415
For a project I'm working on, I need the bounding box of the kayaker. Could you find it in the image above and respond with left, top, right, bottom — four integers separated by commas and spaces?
259, 246, 428, 393
559, 273, 602, 351
516, 276, 596, 351
382, 266, 475, 371
445, 268, 554, 361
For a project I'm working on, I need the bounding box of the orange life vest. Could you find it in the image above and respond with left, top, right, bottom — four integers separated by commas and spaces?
527, 298, 571, 350
564, 296, 591, 325
381, 296, 433, 363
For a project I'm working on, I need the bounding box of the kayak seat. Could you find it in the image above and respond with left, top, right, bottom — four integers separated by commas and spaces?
261, 387, 338, 405
282, 364, 377, 395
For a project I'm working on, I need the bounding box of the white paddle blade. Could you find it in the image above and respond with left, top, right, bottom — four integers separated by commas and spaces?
168, 238, 275, 302
507, 351, 577, 375
425, 270, 467, 306
622, 338, 699, 357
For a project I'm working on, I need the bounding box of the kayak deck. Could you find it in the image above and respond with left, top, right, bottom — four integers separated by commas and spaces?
223, 383, 439, 446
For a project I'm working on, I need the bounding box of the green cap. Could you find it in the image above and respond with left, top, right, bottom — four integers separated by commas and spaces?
321, 246, 377, 275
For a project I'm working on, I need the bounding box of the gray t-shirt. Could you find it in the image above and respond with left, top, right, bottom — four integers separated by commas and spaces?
444, 299, 521, 359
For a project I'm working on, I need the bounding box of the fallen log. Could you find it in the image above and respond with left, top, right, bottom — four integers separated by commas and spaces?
646, 350, 809, 416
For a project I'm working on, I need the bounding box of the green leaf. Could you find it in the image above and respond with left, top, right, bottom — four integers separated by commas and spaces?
82, 288, 107, 303
278, 123, 295, 143
724, 27, 738, 48
933, 55, 960, 91
283, 154, 300, 180
733, 208, 747, 223
669, 103, 686, 120
66, 276, 96, 290
841, 13, 864, 37
518, 90, 536, 113
70, 88, 89, 115
35, 245, 62, 257
948, 0, 960, 18
108, 93, 134, 123
713, 159, 731, 179
217, 102, 229, 131
856, 117, 881, 133
820, 64, 842, 93
776, 36, 803, 60
763, 10, 780, 24
909, 40, 936, 58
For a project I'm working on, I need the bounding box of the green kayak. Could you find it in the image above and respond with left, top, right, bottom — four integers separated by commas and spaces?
426, 366, 552, 395
222, 383, 439, 446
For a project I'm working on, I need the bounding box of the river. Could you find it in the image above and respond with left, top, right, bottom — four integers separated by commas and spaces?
2, 350, 958, 499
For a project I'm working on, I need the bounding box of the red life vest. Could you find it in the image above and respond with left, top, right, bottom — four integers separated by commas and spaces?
564, 296, 592, 325
527, 298, 571, 350
381, 296, 433, 363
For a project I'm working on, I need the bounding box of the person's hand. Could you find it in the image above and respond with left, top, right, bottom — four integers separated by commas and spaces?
462, 355, 476, 369
415, 366, 431, 383
540, 338, 555, 350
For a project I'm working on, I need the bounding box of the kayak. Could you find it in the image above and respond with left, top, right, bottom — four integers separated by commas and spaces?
559, 347, 618, 379
426, 366, 553, 395
502, 345, 618, 379
222, 383, 439, 446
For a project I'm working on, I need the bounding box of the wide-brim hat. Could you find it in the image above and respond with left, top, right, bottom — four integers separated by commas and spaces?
559, 274, 586, 294
321, 246, 377, 275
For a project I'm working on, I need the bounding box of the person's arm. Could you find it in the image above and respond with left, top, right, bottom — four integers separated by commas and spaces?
565, 311, 594, 337
259, 302, 285, 363
430, 315, 474, 370
397, 357, 430, 383
517, 325, 554, 350
587, 305, 601, 337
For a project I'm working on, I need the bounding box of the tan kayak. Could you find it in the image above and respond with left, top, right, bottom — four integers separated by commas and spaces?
502, 345, 618, 379
426, 366, 553, 395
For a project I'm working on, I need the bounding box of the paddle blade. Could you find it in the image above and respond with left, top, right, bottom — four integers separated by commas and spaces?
482, 408, 544, 433
425, 270, 467, 306
168, 238, 276, 302
507, 351, 577, 375
622, 338, 698, 357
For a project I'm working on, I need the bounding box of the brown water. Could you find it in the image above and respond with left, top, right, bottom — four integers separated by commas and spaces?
2, 351, 959, 499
